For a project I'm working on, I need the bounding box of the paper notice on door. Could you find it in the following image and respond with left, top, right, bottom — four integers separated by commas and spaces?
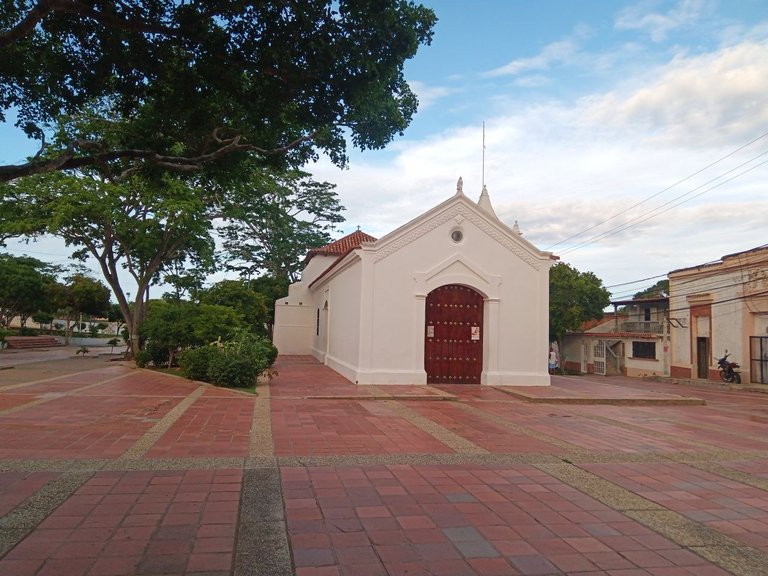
471, 326, 480, 340
427, 325, 434, 338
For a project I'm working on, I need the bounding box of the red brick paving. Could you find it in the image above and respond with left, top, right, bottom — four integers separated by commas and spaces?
584, 461, 768, 552
146, 396, 254, 459
0, 469, 241, 576
0, 394, 182, 459
2, 355, 768, 575
404, 401, 562, 454
272, 399, 454, 456
0, 472, 60, 516
283, 464, 721, 576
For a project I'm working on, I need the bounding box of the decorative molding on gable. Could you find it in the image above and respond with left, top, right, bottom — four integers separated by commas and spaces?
374, 203, 542, 270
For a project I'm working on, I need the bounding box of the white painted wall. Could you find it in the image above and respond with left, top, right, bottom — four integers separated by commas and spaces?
670, 247, 768, 382
274, 191, 555, 386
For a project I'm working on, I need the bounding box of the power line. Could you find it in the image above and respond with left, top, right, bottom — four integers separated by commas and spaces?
558, 154, 768, 256
545, 128, 768, 251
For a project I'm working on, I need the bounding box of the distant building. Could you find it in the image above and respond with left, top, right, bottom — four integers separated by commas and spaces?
273, 181, 557, 386
562, 298, 670, 378
669, 245, 768, 384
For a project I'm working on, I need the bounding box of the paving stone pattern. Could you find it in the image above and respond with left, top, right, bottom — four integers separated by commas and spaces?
1, 354, 768, 574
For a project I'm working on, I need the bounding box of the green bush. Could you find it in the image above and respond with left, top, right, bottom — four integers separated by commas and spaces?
179, 346, 218, 381
135, 349, 151, 368
178, 333, 278, 388
144, 339, 171, 367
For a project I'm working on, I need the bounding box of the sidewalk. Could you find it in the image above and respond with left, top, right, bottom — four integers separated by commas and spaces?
1, 354, 768, 575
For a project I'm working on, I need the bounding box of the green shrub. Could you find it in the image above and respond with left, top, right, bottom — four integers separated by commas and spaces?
135, 349, 151, 368
144, 339, 171, 367
178, 333, 277, 388
179, 346, 218, 381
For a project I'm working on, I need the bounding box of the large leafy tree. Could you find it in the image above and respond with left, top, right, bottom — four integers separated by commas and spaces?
221, 169, 345, 281
196, 279, 270, 337
0, 0, 436, 181
0, 253, 57, 327
549, 261, 611, 345
2, 170, 217, 356
51, 273, 111, 342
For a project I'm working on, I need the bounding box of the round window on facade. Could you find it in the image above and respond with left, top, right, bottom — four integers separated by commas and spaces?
451, 229, 464, 243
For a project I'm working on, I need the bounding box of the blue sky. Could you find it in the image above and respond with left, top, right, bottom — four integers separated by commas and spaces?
3, 0, 768, 299
311, 0, 768, 298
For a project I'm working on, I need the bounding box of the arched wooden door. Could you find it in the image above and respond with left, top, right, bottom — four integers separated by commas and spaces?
425, 284, 484, 384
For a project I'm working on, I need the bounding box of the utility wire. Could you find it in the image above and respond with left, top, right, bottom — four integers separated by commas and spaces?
558, 154, 768, 256
545, 128, 768, 251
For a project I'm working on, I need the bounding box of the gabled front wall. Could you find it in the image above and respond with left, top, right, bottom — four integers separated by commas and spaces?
357, 200, 552, 385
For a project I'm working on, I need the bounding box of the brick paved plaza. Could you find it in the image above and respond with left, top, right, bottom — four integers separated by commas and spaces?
1, 351, 768, 575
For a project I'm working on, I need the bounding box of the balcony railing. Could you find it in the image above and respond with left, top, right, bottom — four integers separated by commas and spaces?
617, 321, 663, 334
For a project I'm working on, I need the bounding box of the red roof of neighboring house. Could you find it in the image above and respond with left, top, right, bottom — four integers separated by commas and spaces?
304, 230, 377, 262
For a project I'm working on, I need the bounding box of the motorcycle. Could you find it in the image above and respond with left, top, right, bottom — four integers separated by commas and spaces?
717, 351, 741, 384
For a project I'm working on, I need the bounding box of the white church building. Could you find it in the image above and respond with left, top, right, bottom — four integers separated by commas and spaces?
273, 180, 557, 386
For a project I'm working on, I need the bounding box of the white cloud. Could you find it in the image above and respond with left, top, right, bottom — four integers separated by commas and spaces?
582, 41, 768, 146
312, 37, 768, 292
615, 0, 710, 42
407, 80, 458, 110
484, 38, 579, 77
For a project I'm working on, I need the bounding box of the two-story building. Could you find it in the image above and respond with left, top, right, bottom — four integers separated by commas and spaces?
562, 297, 670, 377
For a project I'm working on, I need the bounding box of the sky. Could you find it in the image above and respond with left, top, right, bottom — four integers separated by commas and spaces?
2, 0, 768, 300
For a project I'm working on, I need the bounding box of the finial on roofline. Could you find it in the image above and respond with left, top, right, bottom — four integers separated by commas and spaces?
456, 177, 464, 195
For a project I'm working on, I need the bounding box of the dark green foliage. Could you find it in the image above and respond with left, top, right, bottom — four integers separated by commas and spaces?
0, 254, 58, 328
549, 262, 611, 344
221, 169, 345, 282
178, 346, 219, 381
197, 280, 270, 337
634, 280, 669, 299
1, 1, 436, 180
179, 332, 278, 388
140, 299, 244, 366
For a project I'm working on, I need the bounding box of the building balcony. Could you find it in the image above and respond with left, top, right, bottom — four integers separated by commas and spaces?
617, 321, 663, 334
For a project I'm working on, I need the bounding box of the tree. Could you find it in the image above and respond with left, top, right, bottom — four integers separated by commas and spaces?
221, 169, 345, 281
0, 1, 436, 181
249, 275, 290, 336
140, 299, 244, 367
634, 279, 669, 299
0, 254, 57, 328
197, 280, 270, 338
53, 273, 111, 343
549, 262, 611, 345
2, 170, 217, 356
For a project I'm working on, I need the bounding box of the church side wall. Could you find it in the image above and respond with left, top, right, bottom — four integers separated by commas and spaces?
319, 261, 362, 382
273, 283, 314, 355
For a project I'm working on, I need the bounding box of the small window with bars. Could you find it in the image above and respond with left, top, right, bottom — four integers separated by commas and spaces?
632, 341, 656, 359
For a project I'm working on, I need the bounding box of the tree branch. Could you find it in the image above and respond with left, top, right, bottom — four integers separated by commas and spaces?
0, 130, 319, 181
0, 0, 178, 48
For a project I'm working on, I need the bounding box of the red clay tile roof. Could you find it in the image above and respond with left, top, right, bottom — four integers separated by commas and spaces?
305, 230, 377, 260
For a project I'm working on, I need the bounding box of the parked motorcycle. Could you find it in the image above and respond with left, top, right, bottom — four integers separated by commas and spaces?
717, 351, 741, 384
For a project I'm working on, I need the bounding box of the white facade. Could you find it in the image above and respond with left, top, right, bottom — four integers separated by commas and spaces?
273, 183, 557, 386
669, 246, 768, 384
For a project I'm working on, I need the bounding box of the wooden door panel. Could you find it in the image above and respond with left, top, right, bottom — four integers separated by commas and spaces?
425, 285, 483, 384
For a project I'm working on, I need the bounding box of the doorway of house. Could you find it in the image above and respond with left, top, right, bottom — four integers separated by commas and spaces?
750, 336, 768, 384
696, 337, 709, 379
424, 284, 483, 384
